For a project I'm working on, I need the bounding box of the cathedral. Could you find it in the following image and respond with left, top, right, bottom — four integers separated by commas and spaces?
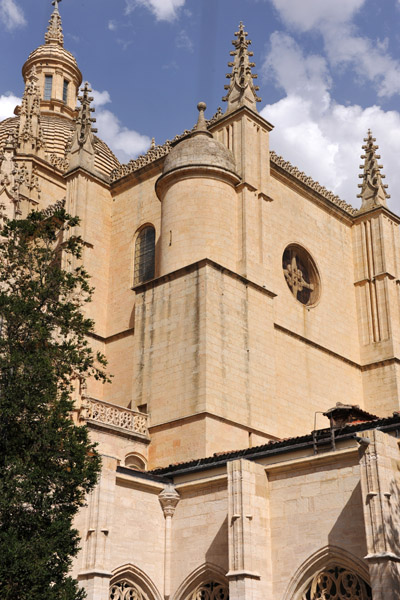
2, 3, 400, 599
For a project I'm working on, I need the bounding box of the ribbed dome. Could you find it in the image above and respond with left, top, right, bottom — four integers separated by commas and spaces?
163, 103, 237, 176
0, 114, 120, 179
23, 44, 80, 79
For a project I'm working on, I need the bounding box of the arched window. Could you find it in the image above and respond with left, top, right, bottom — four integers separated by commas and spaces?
134, 226, 155, 285
302, 566, 371, 600
186, 581, 229, 600
124, 453, 146, 471
109, 580, 150, 600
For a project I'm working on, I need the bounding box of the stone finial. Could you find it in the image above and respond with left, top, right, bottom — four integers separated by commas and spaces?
18, 66, 46, 156
357, 130, 390, 213
192, 102, 213, 138
158, 485, 180, 518
150, 137, 156, 150
222, 22, 261, 113
45, 0, 64, 46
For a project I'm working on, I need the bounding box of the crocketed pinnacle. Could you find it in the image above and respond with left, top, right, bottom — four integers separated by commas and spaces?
74, 82, 98, 148
45, 0, 64, 46
18, 66, 46, 154
222, 22, 261, 113
357, 130, 390, 212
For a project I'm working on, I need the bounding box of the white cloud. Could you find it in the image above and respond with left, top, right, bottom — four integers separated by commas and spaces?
91, 89, 111, 108
0, 92, 20, 120
261, 33, 400, 213
0, 0, 26, 31
108, 20, 117, 31
176, 29, 193, 52
269, 0, 364, 32
125, 0, 185, 22
269, 0, 400, 98
264, 32, 331, 111
91, 89, 151, 163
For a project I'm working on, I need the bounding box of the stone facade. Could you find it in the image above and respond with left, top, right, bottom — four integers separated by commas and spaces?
2, 8, 400, 600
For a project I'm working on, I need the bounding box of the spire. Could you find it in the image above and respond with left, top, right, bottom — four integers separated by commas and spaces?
222, 22, 261, 113
357, 130, 390, 212
45, 0, 64, 46
67, 82, 98, 171
18, 66, 46, 156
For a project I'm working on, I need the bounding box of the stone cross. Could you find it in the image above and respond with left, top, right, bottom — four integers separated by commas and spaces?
284, 254, 314, 299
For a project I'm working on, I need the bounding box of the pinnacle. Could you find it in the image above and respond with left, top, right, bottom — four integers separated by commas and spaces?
222, 22, 261, 113
191, 102, 213, 138
45, 0, 64, 46
357, 129, 390, 212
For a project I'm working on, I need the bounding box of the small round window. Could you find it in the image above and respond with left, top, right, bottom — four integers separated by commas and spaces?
282, 244, 320, 306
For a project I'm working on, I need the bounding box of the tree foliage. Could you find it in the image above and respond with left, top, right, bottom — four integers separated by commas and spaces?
0, 209, 108, 600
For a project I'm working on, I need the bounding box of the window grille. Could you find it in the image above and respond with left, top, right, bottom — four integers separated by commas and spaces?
44, 75, 53, 100
188, 581, 229, 600
109, 581, 149, 600
63, 79, 69, 103
134, 226, 155, 285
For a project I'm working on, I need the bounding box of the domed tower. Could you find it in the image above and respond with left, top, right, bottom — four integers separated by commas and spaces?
21, 0, 82, 119
156, 102, 240, 275
0, 0, 119, 219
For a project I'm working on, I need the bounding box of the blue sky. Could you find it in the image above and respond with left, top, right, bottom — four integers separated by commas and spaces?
1, 0, 400, 211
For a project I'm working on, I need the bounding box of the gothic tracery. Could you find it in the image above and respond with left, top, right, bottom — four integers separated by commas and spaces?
302, 567, 372, 600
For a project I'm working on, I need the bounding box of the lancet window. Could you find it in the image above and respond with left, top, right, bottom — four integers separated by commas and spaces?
134, 226, 155, 285
302, 566, 372, 600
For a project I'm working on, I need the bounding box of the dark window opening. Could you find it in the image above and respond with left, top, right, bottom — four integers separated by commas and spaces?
134, 226, 155, 285
63, 79, 69, 103
44, 75, 53, 100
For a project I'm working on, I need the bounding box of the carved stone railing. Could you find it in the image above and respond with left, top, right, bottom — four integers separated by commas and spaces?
81, 397, 149, 438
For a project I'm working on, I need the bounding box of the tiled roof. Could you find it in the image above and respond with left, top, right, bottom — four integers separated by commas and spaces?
149, 413, 400, 477
0, 114, 120, 179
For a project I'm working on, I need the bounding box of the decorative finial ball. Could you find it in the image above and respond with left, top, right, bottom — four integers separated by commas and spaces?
197, 102, 207, 112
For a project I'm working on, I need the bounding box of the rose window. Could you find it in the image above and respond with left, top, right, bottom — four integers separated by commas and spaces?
282, 244, 320, 306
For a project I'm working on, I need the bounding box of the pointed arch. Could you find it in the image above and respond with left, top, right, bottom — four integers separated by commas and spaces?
109, 564, 162, 600
283, 545, 371, 600
173, 562, 229, 600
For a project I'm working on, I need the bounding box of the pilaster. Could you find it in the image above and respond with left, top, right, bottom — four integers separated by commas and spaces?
77, 455, 117, 600
353, 207, 400, 414
359, 429, 400, 598
227, 459, 271, 600
159, 485, 180, 599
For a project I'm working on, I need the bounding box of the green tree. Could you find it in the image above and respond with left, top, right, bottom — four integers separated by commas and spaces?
0, 209, 108, 599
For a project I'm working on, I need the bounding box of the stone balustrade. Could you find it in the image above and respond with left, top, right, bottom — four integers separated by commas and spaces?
81, 397, 149, 438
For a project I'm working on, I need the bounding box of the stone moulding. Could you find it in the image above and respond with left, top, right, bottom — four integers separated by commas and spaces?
110, 120, 356, 217
81, 396, 149, 439
270, 150, 357, 216
109, 109, 224, 183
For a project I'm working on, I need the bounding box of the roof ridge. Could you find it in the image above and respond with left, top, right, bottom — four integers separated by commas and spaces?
270, 150, 357, 216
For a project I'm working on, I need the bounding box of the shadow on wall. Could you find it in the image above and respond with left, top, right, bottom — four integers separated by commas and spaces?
328, 482, 368, 558
205, 516, 229, 572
